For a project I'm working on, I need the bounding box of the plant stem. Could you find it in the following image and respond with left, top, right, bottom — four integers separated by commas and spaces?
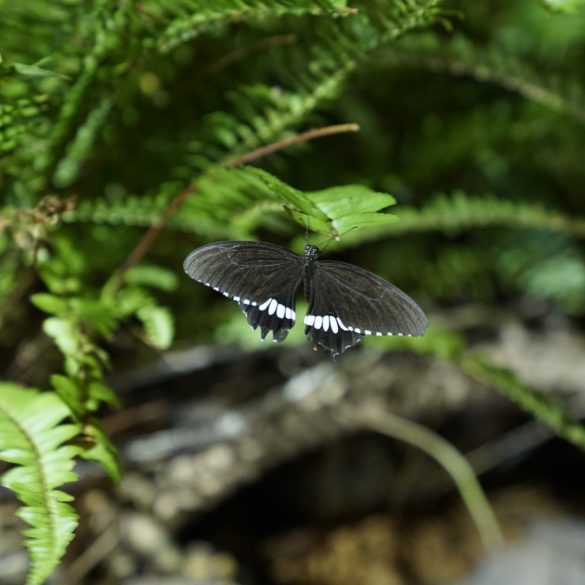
343, 401, 504, 551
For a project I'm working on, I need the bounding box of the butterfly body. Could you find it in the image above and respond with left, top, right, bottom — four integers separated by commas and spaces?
184, 241, 428, 358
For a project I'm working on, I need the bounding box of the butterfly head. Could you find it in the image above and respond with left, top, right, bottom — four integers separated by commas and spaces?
304, 244, 320, 259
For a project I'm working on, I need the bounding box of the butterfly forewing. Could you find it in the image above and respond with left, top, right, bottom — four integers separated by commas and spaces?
304, 260, 428, 357
184, 241, 304, 342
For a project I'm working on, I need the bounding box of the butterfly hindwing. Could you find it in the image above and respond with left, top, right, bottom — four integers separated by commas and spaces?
304, 260, 428, 357
183, 241, 304, 342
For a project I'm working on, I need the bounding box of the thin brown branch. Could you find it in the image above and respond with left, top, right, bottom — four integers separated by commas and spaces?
119, 185, 197, 277
225, 122, 360, 167
115, 122, 360, 286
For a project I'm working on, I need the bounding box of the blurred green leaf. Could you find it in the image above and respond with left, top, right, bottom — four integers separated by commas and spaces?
87, 381, 121, 410
70, 298, 117, 338
30, 293, 67, 316
50, 374, 84, 418
43, 317, 79, 356
81, 419, 122, 483
137, 305, 174, 349
124, 264, 179, 292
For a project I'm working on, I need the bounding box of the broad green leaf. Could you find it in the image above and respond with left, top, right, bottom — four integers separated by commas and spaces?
308, 185, 399, 235
0, 384, 80, 585
309, 185, 396, 216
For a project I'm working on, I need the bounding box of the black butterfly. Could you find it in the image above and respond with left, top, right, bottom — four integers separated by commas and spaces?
183, 241, 428, 358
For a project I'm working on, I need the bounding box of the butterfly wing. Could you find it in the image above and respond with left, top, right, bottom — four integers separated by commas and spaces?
184, 241, 304, 342
304, 260, 428, 357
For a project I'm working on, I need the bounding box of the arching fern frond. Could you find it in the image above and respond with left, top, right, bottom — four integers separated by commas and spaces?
65, 188, 585, 244
41, 0, 133, 189
184, 76, 352, 175
141, 0, 354, 54
335, 191, 585, 247
65, 166, 399, 239
0, 384, 81, 585
387, 33, 585, 126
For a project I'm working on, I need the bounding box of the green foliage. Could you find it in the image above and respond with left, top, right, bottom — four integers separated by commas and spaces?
542, 0, 585, 13
0, 384, 80, 585
65, 166, 400, 238
387, 32, 585, 126
340, 191, 585, 241
144, 0, 353, 54
461, 356, 585, 451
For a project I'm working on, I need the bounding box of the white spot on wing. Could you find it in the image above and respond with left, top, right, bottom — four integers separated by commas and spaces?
268, 299, 278, 315
304, 315, 315, 326
234, 296, 240, 302
337, 318, 348, 331
330, 317, 339, 334
277, 304, 285, 319
314, 316, 323, 330
323, 316, 330, 332
258, 299, 271, 311
376, 332, 382, 336
354, 328, 361, 334
364, 329, 371, 335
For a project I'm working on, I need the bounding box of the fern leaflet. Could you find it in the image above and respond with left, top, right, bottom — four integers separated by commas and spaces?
0, 384, 81, 585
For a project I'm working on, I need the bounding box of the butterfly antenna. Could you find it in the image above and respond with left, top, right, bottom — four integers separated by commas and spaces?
318, 227, 356, 254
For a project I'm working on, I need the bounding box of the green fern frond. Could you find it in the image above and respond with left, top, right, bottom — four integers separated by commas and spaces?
42, 1, 132, 188
0, 1, 80, 62
184, 78, 351, 175
388, 33, 585, 125
52, 96, 113, 188
143, 0, 353, 54
67, 189, 585, 244
64, 166, 399, 239
0, 383, 80, 585
335, 192, 585, 247
176, 0, 444, 175
462, 357, 585, 452
398, 192, 585, 235
0, 87, 50, 155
